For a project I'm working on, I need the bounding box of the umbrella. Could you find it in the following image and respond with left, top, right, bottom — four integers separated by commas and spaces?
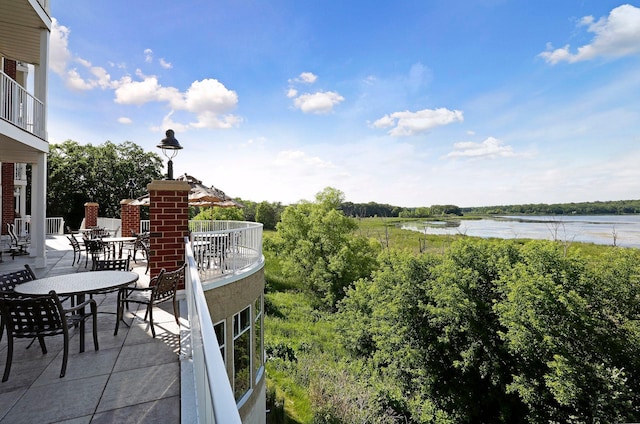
131, 174, 244, 208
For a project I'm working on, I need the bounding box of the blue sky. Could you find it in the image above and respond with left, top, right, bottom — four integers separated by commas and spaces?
48, 1, 640, 207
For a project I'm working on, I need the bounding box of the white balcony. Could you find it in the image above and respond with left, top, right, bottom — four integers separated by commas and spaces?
0, 70, 45, 139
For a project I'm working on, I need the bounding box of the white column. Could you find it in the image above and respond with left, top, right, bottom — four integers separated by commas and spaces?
31, 153, 47, 268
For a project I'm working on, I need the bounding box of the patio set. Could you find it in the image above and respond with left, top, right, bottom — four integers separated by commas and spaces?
0, 251, 185, 383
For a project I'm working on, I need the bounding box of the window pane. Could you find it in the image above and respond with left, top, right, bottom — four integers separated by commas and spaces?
233, 329, 251, 401
254, 296, 263, 376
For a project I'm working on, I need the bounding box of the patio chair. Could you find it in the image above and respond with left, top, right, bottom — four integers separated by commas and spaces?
0, 290, 98, 382
92, 256, 131, 272
0, 264, 37, 293
128, 233, 150, 274
114, 263, 186, 338
83, 238, 107, 268
67, 234, 85, 266
6, 223, 29, 258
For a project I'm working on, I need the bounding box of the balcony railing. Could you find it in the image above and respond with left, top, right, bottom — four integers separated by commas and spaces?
14, 217, 64, 236
189, 221, 263, 282
0, 70, 45, 139
183, 239, 242, 423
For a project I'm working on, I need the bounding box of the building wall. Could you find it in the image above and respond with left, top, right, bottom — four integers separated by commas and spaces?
205, 268, 266, 424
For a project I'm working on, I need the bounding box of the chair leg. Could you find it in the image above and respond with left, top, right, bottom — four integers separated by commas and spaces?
37, 336, 47, 354
173, 300, 179, 327
61, 331, 69, 378
2, 335, 14, 382
148, 305, 156, 338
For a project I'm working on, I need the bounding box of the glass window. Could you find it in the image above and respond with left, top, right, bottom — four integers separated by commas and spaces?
214, 320, 225, 363
254, 296, 264, 381
233, 306, 251, 402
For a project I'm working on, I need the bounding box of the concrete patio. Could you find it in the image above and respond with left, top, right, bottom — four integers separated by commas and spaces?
0, 236, 182, 423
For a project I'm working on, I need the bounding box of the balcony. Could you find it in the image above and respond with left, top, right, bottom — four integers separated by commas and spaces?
0, 70, 45, 139
0, 226, 264, 422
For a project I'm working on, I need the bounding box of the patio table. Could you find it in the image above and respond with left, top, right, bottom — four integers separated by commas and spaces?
14, 271, 139, 350
101, 236, 137, 259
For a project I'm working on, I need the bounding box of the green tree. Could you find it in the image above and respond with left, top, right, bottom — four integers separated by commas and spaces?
48, 140, 163, 228
273, 187, 379, 308
192, 206, 244, 221
256, 201, 277, 230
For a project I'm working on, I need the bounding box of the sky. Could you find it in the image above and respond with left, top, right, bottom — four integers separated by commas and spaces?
47, 0, 640, 208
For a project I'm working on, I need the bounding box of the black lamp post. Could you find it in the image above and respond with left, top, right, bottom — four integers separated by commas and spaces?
126, 178, 136, 199
156, 129, 183, 180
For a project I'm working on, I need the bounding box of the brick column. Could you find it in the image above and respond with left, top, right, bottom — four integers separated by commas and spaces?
148, 180, 189, 283
1, 164, 15, 235
84, 202, 99, 228
120, 199, 140, 237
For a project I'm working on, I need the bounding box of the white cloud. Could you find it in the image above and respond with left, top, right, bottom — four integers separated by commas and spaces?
159, 58, 172, 69
286, 88, 298, 98
293, 91, 345, 114
539, 4, 640, 64
50, 19, 72, 76
289, 72, 317, 84
118, 117, 133, 124
49, 20, 241, 130
444, 137, 516, 160
373, 107, 463, 136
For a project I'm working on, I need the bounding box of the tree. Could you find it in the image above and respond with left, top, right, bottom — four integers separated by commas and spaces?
273, 187, 379, 308
48, 140, 163, 228
256, 201, 277, 230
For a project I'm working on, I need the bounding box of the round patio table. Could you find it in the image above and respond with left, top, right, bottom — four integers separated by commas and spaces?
14, 271, 139, 297
14, 271, 139, 351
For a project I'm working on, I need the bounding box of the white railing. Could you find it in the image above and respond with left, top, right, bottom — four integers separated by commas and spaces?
0, 70, 45, 139
13, 217, 64, 236
190, 221, 263, 282
184, 240, 242, 423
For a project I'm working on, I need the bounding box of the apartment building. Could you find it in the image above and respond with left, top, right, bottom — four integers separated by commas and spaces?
0, 0, 50, 267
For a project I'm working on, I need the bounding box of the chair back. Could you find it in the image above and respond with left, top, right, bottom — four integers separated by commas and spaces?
0, 291, 66, 338
6, 223, 18, 244
0, 265, 37, 293
151, 263, 186, 304
67, 235, 81, 251
93, 257, 130, 271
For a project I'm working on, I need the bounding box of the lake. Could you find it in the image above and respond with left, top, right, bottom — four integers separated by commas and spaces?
400, 215, 640, 248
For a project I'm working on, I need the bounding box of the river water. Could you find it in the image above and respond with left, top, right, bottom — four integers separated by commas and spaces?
400, 215, 640, 249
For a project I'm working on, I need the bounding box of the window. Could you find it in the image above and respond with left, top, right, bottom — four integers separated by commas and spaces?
254, 296, 264, 381
233, 306, 251, 402
214, 320, 225, 364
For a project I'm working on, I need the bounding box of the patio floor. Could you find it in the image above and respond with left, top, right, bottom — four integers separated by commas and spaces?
0, 236, 182, 423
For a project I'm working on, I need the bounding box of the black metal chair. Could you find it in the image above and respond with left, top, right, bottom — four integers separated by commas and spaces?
114, 263, 186, 338
92, 256, 131, 272
0, 265, 37, 294
67, 234, 85, 266
83, 238, 107, 268
0, 291, 99, 382
6, 223, 29, 258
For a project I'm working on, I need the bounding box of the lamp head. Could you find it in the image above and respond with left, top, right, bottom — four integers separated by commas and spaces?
157, 129, 183, 158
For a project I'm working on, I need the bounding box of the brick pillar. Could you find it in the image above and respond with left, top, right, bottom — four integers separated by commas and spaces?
148, 180, 189, 283
84, 202, 99, 228
1, 163, 15, 236
120, 200, 140, 237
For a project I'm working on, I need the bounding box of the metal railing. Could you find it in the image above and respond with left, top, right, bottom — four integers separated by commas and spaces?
184, 239, 242, 423
0, 70, 45, 139
13, 217, 64, 236
190, 221, 263, 282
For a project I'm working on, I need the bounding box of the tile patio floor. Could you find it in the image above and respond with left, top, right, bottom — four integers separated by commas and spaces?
0, 236, 182, 423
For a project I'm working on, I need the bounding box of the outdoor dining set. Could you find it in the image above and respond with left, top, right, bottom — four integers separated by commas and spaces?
0, 230, 186, 382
